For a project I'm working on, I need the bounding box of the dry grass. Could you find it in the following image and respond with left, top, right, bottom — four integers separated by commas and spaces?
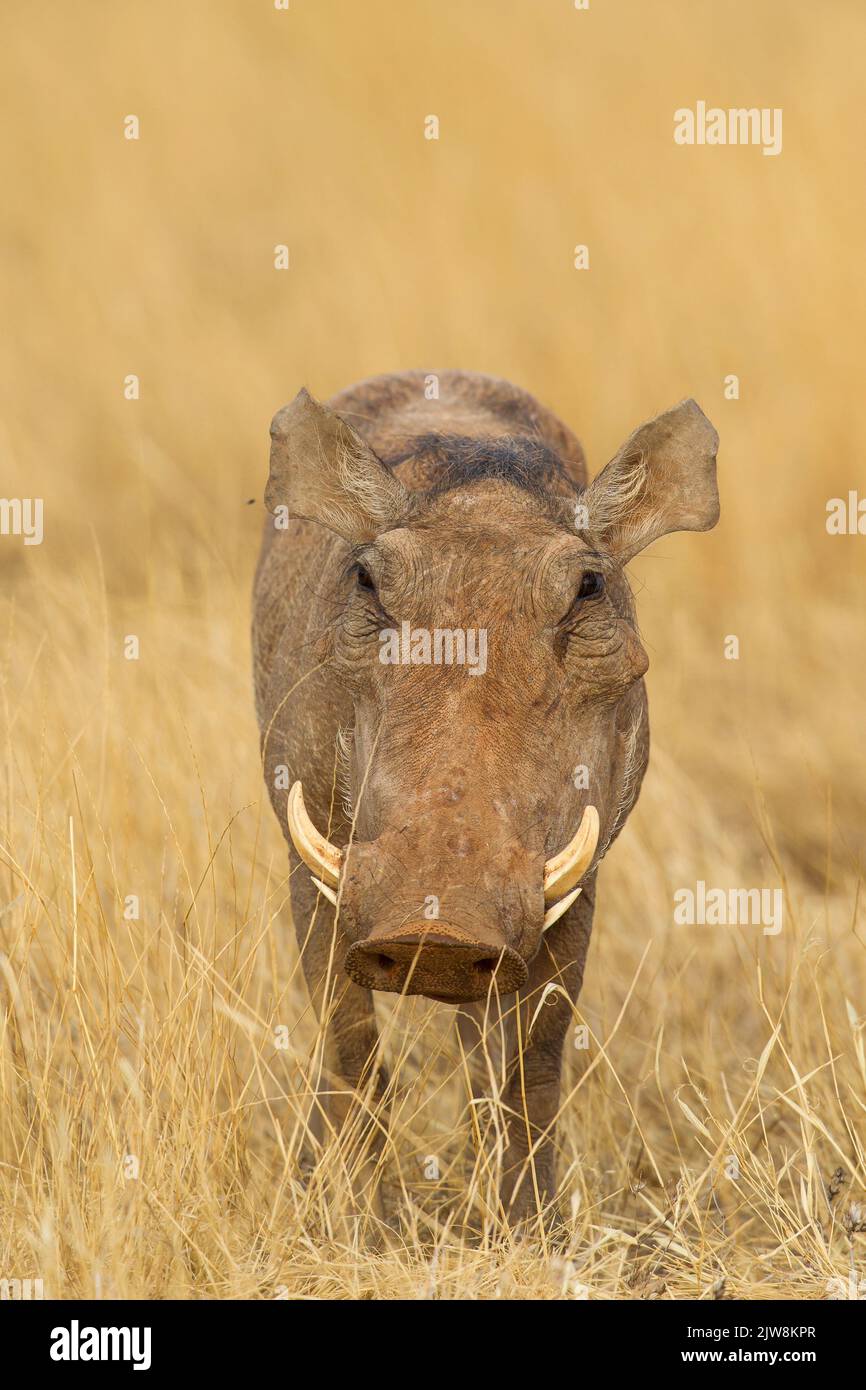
1, 0, 865, 1299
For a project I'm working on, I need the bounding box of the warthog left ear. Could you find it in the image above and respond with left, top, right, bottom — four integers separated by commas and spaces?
266, 388, 409, 542
583, 399, 720, 563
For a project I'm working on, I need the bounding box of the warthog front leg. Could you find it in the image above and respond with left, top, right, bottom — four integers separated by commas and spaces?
289, 870, 389, 1166
498, 877, 596, 1227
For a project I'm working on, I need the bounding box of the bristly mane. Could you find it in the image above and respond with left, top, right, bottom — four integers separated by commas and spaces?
382, 431, 582, 501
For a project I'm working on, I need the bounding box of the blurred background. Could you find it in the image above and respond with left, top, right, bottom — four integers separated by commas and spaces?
0, 0, 864, 1298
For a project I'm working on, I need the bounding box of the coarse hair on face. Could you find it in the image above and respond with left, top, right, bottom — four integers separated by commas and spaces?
385, 431, 582, 515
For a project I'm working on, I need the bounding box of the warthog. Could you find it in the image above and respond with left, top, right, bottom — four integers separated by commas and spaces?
252, 370, 719, 1222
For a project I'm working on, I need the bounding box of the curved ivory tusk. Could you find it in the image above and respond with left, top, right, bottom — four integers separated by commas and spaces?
311, 876, 338, 907
542, 885, 581, 933
543, 805, 599, 902
286, 781, 343, 889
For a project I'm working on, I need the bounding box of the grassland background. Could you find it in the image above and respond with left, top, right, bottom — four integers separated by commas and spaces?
1, 0, 865, 1299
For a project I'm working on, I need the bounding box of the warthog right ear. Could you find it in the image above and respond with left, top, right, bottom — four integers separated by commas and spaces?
266, 388, 409, 542
583, 399, 720, 563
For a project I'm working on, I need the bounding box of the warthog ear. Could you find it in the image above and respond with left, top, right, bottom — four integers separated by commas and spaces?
266, 388, 409, 542
583, 399, 719, 563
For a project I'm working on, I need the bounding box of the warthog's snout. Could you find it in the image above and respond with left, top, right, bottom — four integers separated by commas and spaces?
285, 781, 601, 1000
345, 921, 528, 1001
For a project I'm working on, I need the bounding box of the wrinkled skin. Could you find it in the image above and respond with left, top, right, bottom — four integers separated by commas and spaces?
252, 370, 719, 1224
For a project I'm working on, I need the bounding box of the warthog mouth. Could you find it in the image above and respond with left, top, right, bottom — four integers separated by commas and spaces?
284, 781, 600, 995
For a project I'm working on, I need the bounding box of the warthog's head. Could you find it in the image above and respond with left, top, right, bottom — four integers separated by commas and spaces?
270, 389, 719, 1002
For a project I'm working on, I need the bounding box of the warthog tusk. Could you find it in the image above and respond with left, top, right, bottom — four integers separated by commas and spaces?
542, 885, 581, 932
311, 876, 338, 906
543, 805, 599, 903
286, 781, 342, 889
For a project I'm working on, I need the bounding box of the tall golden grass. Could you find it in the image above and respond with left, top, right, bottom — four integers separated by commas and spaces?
1, 0, 864, 1298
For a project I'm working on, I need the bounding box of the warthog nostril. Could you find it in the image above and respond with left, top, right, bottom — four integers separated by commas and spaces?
344, 926, 528, 1001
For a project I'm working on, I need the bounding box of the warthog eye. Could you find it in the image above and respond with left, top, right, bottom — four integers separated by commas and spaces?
353, 563, 377, 594
576, 569, 605, 602
347, 558, 396, 629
